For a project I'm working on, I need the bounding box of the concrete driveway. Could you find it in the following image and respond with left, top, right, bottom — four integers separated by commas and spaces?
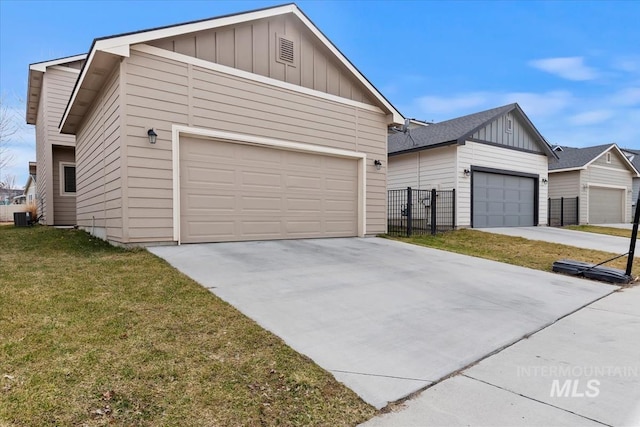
477, 226, 636, 255
149, 237, 615, 409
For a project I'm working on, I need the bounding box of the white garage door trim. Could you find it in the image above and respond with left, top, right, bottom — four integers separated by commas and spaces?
171, 125, 367, 244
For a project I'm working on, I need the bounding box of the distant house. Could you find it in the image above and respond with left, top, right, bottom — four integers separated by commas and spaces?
0, 188, 23, 205
56, 4, 402, 245
26, 54, 87, 225
24, 161, 37, 205
388, 103, 557, 228
621, 148, 640, 210
548, 144, 639, 224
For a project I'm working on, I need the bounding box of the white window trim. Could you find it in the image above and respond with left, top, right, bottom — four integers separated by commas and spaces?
59, 162, 76, 196
171, 124, 367, 244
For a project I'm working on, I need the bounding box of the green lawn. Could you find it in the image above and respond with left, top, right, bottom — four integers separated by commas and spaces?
391, 229, 640, 282
0, 225, 375, 426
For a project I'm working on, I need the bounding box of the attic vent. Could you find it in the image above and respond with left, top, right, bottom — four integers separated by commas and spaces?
505, 116, 513, 134
277, 35, 295, 66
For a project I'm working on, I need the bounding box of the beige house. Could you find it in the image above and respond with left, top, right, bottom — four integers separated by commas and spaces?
27, 54, 87, 225
549, 144, 639, 224
58, 4, 402, 245
388, 104, 557, 228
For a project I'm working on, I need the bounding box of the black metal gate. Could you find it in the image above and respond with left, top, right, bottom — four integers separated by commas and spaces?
548, 197, 579, 226
388, 188, 455, 236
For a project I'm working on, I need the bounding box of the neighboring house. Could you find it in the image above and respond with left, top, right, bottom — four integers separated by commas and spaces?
26, 54, 87, 225
58, 4, 403, 245
24, 161, 37, 205
388, 103, 557, 228
548, 144, 639, 224
0, 188, 23, 205
621, 147, 640, 210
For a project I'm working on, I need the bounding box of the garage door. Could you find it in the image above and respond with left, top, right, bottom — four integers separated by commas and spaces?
179, 137, 358, 243
589, 187, 623, 223
473, 171, 535, 228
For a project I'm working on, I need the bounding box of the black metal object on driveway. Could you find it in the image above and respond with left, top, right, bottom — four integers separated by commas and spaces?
552, 192, 640, 284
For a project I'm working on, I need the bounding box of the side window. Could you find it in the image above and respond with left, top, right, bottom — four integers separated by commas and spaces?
60, 163, 76, 195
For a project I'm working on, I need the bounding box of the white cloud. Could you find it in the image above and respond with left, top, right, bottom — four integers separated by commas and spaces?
501, 91, 573, 117
529, 57, 599, 81
609, 87, 640, 106
568, 110, 615, 126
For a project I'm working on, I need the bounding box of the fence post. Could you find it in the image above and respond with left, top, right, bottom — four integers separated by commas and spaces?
547, 198, 550, 226
576, 196, 579, 225
407, 187, 413, 237
560, 197, 564, 226
430, 188, 437, 235
452, 188, 456, 229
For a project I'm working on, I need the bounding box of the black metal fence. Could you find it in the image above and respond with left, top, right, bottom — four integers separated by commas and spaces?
388, 188, 455, 236
548, 197, 579, 226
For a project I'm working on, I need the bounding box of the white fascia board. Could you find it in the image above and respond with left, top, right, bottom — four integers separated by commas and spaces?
96, 4, 297, 53
59, 48, 98, 132
291, 8, 403, 125
29, 54, 87, 72
548, 167, 585, 174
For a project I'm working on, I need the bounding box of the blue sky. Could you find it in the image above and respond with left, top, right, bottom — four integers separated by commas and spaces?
1, 0, 639, 187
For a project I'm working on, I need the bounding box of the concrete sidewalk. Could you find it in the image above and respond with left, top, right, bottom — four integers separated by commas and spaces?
477, 226, 636, 256
362, 285, 640, 426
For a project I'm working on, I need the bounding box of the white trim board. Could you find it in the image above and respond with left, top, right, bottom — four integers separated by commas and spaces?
132, 44, 385, 116
171, 124, 367, 244
29, 54, 87, 72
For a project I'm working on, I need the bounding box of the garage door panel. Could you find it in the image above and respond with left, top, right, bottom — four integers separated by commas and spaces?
589, 187, 623, 223
180, 137, 358, 243
473, 171, 535, 228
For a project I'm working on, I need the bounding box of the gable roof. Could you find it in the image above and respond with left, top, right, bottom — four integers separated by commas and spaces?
621, 147, 640, 173
60, 3, 403, 134
26, 53, 87, 125
388, 103, 556, 158
549, 143, 640, 176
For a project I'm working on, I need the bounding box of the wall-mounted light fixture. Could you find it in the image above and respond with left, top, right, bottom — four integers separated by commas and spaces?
463, 168, 471, 177
374, 159, 382, 170
541, 178, 548, 185
147, 128, 158, 144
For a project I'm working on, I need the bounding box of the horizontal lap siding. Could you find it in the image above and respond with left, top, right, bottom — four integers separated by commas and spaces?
458, 141, 549, 227
124, 50, 388, 241
35, 89, 48, 222
44, 68, 78, 146
548, 171, 579, 198
75, 67, 122, 240
125, 52, 188, 242
388, 147, 457, 191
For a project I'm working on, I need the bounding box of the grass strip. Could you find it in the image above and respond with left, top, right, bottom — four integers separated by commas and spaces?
0, 225, 375, 426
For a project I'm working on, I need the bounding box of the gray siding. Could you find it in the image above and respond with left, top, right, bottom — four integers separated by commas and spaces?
122, 49, 387, 242
592, 149, 630, 170
35, 85, 48, 222
148, 14, 376, 106
75, 66, 122, 241
548, 171, 580, 198
387, 146, 457, 191
471, 111, 542, 153
52, 146, 76, 225
584, 164, 632, 223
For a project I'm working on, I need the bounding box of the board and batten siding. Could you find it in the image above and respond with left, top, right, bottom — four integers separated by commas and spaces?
470, 112, 543, 153
458, 141, 549, 227
75, 66, 122, 241
52, 146, 76, 225
147, 14, 376, 106
122, 48, 387, 242
35, 66, 79, 224
583, 164, 632, 223
388, 146, 457, 191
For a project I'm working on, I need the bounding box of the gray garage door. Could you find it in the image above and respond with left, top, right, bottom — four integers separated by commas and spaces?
588, 187, 624, 223
180, 136, 358, 243
473, 171, 535, 228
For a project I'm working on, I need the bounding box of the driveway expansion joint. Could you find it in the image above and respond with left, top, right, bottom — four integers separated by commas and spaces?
330, 369, 433, 383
